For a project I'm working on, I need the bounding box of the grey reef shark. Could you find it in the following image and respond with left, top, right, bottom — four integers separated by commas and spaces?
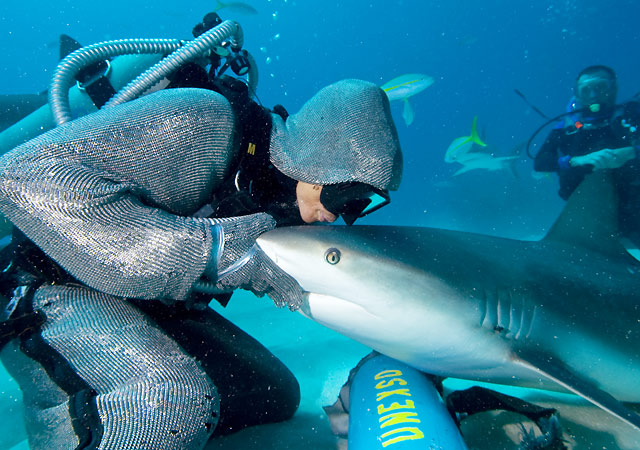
257, 170, 640, 434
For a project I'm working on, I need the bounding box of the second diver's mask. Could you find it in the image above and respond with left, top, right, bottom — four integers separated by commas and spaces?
320, 182, 390, 226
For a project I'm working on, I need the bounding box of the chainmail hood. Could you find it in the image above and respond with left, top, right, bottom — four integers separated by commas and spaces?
268, 79, 403, 190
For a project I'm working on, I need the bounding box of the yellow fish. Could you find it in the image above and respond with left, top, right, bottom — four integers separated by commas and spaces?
444, 116, 486, 163
381, 74, 434, 126
445, 117, 522, 176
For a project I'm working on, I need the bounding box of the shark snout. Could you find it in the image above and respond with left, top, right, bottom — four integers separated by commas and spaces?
256, 233, 280, 265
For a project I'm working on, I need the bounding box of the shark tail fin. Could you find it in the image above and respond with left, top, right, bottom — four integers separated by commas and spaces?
506, 142, 525, 178
507, 158, 519, 178
453, 165, 474, 176
543, 170, 629, 259
470, 116, 487, 147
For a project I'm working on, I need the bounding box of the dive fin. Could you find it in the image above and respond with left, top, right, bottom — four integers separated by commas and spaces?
402, 97, 414, 126
470, 116, 487, 147
59, 34, 82, 60
513, 348, 640, 431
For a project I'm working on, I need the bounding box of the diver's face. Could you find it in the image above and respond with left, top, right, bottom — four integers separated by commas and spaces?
296, 182, 337, 224
576, 73, 616, 109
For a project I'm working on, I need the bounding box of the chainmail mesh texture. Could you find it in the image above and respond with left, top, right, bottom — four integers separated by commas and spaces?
14, 284, 219, 450
269, 79, 403, 190
0, 88, 237, 301
210, 213, 276, 271
1, 340, 78, 449
205, 213, 304, 310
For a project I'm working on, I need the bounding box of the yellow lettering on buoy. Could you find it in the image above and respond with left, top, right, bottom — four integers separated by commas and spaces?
374, 369, 403, 380
372, 365, 425, 446
379, 411, 421, 428
380, 427, 425, 447
376, 389, 411, 402
377, 399, 415, 415
375, 378, 408, 390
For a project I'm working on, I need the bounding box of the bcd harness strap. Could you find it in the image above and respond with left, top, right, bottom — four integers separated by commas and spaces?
76, 59, 116, 109
210, 75, 285, 183
207, 75, 291, 219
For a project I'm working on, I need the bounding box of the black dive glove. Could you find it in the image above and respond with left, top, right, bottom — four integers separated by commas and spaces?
203, 213, 304, 311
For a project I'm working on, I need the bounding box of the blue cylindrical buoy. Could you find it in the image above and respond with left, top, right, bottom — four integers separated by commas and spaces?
348, 354, 468, 450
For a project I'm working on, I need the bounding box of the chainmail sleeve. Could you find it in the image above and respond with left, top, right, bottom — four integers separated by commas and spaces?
0, 88, 238, 301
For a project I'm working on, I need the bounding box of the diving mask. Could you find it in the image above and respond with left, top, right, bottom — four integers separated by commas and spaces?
576, 75, 615, 106
320, 182, 390, 226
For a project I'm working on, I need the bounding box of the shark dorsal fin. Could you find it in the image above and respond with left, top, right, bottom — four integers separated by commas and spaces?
543, 170, 628, 258
59, 34, 82, 60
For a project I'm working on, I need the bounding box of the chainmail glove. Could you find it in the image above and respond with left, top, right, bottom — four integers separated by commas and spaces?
205, 213, 304, 310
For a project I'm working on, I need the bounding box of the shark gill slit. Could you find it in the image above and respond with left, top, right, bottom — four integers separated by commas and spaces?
480, 287, 497, 331
480, 287, 535, 341
479, 288, 489, 329
514, 295, 526, 340
497, 287, 509, 333
508, 291, 521, 339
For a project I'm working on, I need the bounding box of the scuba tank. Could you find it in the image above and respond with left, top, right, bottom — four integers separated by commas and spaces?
0, 12, 258, 154
0, 53, 163, 154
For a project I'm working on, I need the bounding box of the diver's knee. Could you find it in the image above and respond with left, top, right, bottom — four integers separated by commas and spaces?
278, 371, 301, 421
97, 375, 219, 449
8, 285, 221, 449
260, 366, 300, 423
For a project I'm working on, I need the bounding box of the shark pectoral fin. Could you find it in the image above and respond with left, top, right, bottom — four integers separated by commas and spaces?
512, 348, 640, 431
402, 97, 414, 126
452, 165, 474, 176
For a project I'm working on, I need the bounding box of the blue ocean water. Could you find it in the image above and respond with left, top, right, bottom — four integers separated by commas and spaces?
3, 0, 640, 235
1, 1, 639, 448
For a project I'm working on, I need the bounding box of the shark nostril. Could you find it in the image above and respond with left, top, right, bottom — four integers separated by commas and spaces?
325, 248, 341, 265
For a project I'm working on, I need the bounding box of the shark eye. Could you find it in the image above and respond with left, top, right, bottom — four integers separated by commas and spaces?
324, 248, 341, 265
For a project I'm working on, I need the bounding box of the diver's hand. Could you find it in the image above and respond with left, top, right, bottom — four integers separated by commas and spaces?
205, 213, 304, 310
571, 147, 635, 170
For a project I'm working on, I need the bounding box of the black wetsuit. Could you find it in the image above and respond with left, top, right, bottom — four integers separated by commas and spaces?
534, 101, 640, 237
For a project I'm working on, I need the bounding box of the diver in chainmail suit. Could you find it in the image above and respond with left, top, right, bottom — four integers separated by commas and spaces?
0, 79, 402, 449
